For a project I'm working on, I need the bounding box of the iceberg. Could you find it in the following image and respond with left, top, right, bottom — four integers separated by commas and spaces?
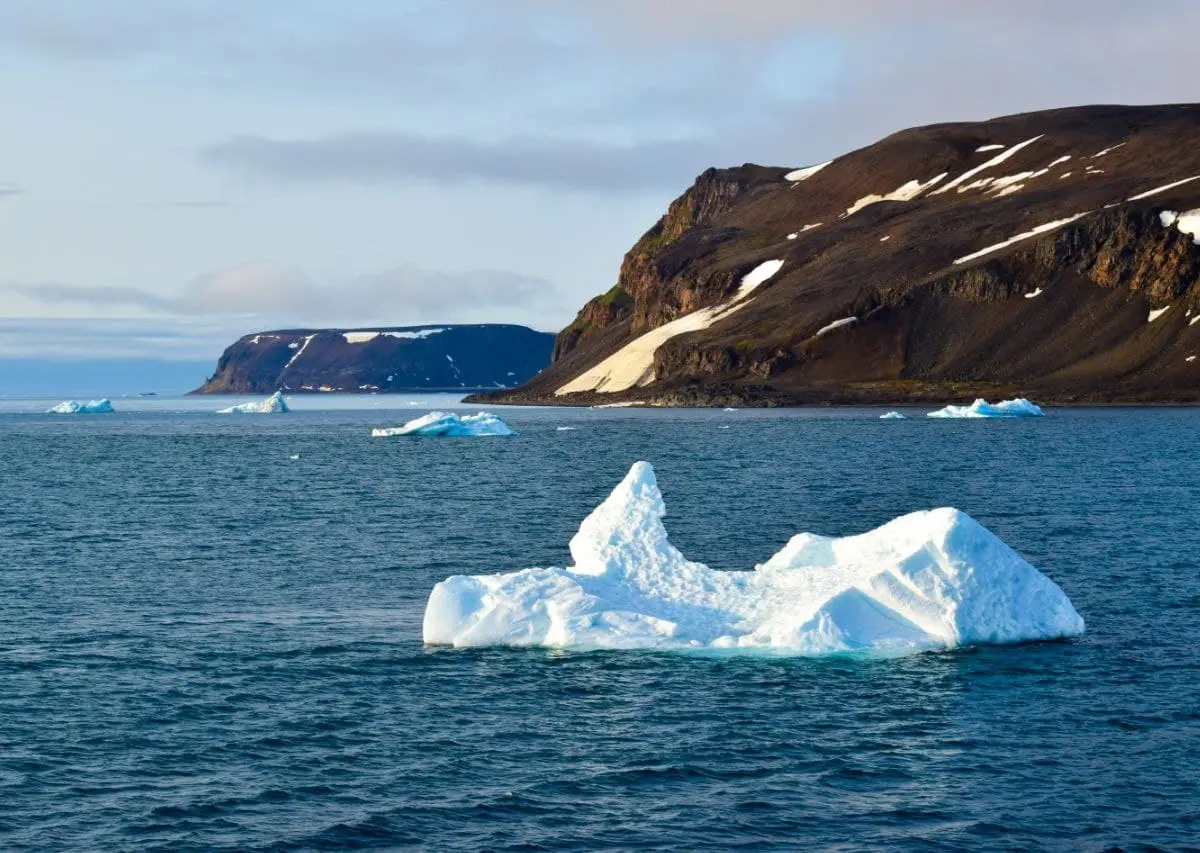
880, 411, 907, 419
372, 411, 517, 437
926, 398, 1044, 418
217, 391, 289, 414
47, 399, 114, 414
423, 462, 1084, 654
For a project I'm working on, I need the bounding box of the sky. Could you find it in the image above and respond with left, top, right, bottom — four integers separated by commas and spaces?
1, 0, 1197, 363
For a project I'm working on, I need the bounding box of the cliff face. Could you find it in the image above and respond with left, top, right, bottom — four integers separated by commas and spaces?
482, 104, 1200, 405
193, 324, 554, 394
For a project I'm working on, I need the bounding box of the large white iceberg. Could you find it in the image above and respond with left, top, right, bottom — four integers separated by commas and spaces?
47, 399, 114, 414
217, 391, 289, 414
926, 398, 1045, 418
372, 411, 517, 437
423, 462, 1083, 654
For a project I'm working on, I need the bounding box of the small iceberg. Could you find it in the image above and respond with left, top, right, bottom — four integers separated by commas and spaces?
423, 462, 1083, 654
217, 391, 289, 414
880, 411, 907, 419
372, 411, 517, 437
927, 398, 1044, 419
47, 399, 114, 414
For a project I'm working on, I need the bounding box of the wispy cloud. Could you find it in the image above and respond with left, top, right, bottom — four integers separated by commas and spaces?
200, 132, 720, 192
3, 262, 565, 331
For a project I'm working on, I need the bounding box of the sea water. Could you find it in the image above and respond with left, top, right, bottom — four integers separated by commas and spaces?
0, 401, 1196, 850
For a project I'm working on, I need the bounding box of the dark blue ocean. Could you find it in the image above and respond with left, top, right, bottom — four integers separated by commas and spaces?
1, 399, 1197, 851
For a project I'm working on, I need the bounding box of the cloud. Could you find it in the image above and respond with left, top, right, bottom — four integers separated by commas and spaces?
0, 316, 245, 360
200, 132, 721, 192
3, 262, 565, 331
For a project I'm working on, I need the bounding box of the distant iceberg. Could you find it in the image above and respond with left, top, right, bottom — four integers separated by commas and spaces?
880, 411, 907, 419
927, 398, 1044, 418
47, 399, 114, 414
372, 411, 517, 437
423, 462, 1083, 654
217, 391, 289, 414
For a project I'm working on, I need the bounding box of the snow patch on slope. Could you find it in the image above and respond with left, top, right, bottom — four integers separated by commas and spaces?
816, 316, 857, 337
932, 135, 1043, 196
423, 462, 1084, 654
1128, 176, 1200, 201
785, 161, 833, 182
556, 260, 785, 396
843, 173, 946, 217
953, 212, 1090, 265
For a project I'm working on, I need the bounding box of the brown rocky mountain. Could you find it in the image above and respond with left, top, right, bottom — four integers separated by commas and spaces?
476, 104, 1200, 406
194, 324, 554, 394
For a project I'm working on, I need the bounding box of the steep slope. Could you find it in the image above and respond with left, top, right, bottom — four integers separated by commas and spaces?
480, 104, 1200, 406
193, 324, 554, 393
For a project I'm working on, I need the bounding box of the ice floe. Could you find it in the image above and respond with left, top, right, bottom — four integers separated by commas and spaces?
47, 399, 114, 414
927, 398, 1045, 418
423, 462, 1084, 654
1025, 288, 1044, 299
371, 411, 516, 437
879, 411, 907, 419
217, 391, 290, 414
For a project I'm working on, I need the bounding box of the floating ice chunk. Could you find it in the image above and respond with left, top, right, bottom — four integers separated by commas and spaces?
975, 144, 1006, 152
556, 426, 577, 432
1025, 288, 1044, 299
423, 462, 1084, 653
1148, 307, 1170, 323
372, 411, 516, 437
217, 391, 290, 414
879, 411, 907, 419
785, 160, 832, 182
47, 398, 114, 414
927, 398, 1045, 418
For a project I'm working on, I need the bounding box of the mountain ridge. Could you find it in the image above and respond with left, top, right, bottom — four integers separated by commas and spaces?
473, 103, 1200, 406
193, 323, 554, 394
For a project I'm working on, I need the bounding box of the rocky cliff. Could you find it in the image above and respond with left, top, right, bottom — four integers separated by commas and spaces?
194, 324, 554, 394
478, 104, 1200, 406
